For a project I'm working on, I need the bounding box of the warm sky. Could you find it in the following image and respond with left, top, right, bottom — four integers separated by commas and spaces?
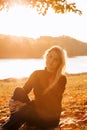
0, 0, 87, 42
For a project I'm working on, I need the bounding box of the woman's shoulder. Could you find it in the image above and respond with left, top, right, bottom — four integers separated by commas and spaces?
32, 69, 45, 74
31, 69, 50, 80
31, 69, 47, 77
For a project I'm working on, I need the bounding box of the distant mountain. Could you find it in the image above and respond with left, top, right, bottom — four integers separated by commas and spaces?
0, 34, 87, 58
34, 35, 87, 57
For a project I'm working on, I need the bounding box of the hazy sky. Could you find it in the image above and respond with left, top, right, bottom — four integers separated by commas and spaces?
0, 0, 87, 42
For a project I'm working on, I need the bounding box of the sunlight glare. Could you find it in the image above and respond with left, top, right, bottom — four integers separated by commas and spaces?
0, 2, 87, 42
0, 5, 66, 38
0, 5, 44, 38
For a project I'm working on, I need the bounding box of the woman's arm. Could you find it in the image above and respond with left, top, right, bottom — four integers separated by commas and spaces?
9, 71, 38, 114
23, 71, 37, 94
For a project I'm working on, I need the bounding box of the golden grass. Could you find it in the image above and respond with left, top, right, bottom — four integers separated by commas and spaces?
0, 74, 87, 130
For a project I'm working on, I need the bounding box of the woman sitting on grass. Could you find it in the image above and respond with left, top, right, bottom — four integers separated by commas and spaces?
1, 45, 67, 130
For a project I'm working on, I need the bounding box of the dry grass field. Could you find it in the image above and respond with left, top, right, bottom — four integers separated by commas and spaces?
0, 74, 87, 130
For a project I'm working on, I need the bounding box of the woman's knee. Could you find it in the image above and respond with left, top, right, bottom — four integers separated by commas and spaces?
12, 87, 30, 103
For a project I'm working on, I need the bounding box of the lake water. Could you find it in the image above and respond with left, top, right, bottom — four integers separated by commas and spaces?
0, 56, 87, 79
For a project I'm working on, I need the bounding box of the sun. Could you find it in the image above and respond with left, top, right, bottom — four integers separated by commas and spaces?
0, 4, 66, 39
0, 1, 87, 42
0, 5, 38, 38
0, 5, 46, 38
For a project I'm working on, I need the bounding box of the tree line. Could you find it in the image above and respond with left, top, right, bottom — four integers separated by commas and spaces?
0, 35, 87, 58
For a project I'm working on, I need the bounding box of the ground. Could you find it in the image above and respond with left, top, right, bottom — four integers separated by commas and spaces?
0, 74, 87, 130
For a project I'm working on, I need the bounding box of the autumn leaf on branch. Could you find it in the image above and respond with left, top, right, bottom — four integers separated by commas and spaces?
0, 0, 82, 15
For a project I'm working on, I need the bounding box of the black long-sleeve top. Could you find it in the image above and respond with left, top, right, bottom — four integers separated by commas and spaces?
23, 69, 67, 121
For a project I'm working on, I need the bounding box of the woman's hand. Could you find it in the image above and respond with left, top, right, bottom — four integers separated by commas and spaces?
9, 99, 26, 114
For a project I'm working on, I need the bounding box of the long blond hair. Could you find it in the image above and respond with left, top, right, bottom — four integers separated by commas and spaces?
43, 45, 67, 94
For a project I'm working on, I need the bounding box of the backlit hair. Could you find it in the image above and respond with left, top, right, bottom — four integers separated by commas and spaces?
44, 45, 67, 74
43, 45, 67, 94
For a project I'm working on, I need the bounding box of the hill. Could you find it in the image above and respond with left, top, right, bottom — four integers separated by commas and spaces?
0, 34, 87, 58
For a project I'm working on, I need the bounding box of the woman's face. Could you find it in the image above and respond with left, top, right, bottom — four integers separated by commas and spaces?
46, 50, 61, 73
